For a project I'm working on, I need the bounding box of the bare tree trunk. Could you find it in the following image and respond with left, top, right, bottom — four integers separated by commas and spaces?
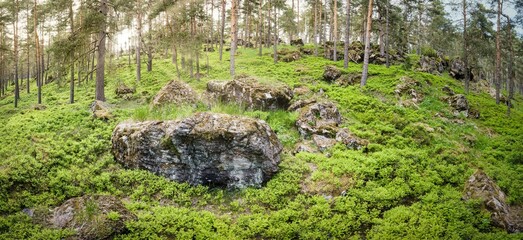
34, 0, 41, 104
360, 0, 373, 87
333, 0, 338, 61
463, 0, 469, 94
258, 0, 263, 56
96, 0, 108, 101
344, 0, 351, 69
503, 15, 514, 116
273, 5, 278, 64
385, 0, 390, 68
173, 44, 181, 80
90, 39, 95, 83
230, 0, 238, 76
219, 0, 226, 61
147, 17, 153, 72
69, 0, 75, 104
26, 1, 30, 94
136, 2, 142, 83
495, 0, 501, 104
14, 0, 20, 108
314, 0, 319, 56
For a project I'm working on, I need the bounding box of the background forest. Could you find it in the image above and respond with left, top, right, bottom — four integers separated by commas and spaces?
0, 0, 523, 239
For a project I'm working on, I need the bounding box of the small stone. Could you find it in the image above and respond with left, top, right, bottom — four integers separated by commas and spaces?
90, 101, 112, 120
312, 135, 337, 152
323, 66, 342, 82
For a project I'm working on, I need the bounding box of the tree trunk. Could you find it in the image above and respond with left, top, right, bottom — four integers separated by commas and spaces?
219, 0, 226, 61
258, 0, 263, 56
385, 0, 390, 68
147, 16, 153, 72
273, 4, 278, 64
173, 44, 181, 80
136, 2, 142, 83
361, 0, 373, 87
34, 0, 41, 104
344, 0, 351, 69
333, 0, 338, 61
314, 0, 318, 56
495, 0, 501, 104
463, 0, 469, 94
26, 2, 30, 94
14, 0, 20, 108
96, 0, 108, 101
230, 0, 238, 76
69, 0, 75, 104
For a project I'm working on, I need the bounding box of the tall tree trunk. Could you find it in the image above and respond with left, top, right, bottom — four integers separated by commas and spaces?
314, 0, 319, 56
34, 0, 41, 104
385, 0, 390, 68
14, 0, 19, 108
360, 0, 373, 87
273, 5, 278, 64
333, 0, 338, 61
147, 16, 153, 72
495, 0, 501, 104
266, 0, 271, 48
69, 0, 75, 104
26, 1, 30, 94
463, 0, 469, 94
219, 0, 226, 61
136, 2, 142, 83
173, 44, 181, 80
503, 15, 514, 116
96, 0, 108, 101
90, 39, 95, 82
344, 0, 351, 69
230, 0, 238, 76
258, 0, 263, 56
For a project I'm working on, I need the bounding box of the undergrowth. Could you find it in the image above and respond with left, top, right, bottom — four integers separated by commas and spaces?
0, 46, 522, 239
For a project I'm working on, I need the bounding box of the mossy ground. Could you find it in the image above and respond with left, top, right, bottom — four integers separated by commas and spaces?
0, 46, 522, 239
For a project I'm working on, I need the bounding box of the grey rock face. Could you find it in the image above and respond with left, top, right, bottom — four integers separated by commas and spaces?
48, 195, 136, 240
207, 77, 293, 111
90, 101, 112, 120
152, 80, 199, 107
335, 128, 368, 150
448, 94, 469, 112
112, 112, 283, 188
323, 66, 342, 82
463, 170, 523, 233
295, 101, 342, 138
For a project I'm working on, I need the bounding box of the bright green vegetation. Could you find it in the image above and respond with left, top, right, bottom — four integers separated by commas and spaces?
0, 47, 522, 239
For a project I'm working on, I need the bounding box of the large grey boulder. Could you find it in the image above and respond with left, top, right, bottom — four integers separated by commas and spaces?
206, 77, 293, 111
295, 101, 342, 138
323, 66, 342, 82
152, 80, 199, 107
463, 170, 522, 233
112, 112, 283, 188
46, 195, 136, 240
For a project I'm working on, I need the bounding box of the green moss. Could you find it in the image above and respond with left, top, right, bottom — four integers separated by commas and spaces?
0, 46, 522, 238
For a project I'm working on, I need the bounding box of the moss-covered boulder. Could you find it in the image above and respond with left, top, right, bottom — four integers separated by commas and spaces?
112, 112, 283, 188
463, 170, 523, 233
152, 80, 199, 107
206, 76, 293, 111
90, 101, 112, 120
46, 195, 136, 240
294, 101, 342, 138
323, 66, 342, 83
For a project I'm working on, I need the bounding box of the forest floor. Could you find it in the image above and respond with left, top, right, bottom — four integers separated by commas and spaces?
0, 46, 522, 239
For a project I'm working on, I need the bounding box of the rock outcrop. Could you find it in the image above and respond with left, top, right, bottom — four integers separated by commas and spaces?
335, 73, 362, 87
395, 76, 424, 107
290, 39, 304, 47
290, 100, 367, 153
206, 76, 293, 111
295, 101, 342, 137
47, 195, 136, 239
463, 170, 523, 233
115, 83, 135, 99
323, 66, 342, 83
418, 55, 444, 75
112, 112, 283, 188
90, 101, 112, 120
152, 80, 199, 107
